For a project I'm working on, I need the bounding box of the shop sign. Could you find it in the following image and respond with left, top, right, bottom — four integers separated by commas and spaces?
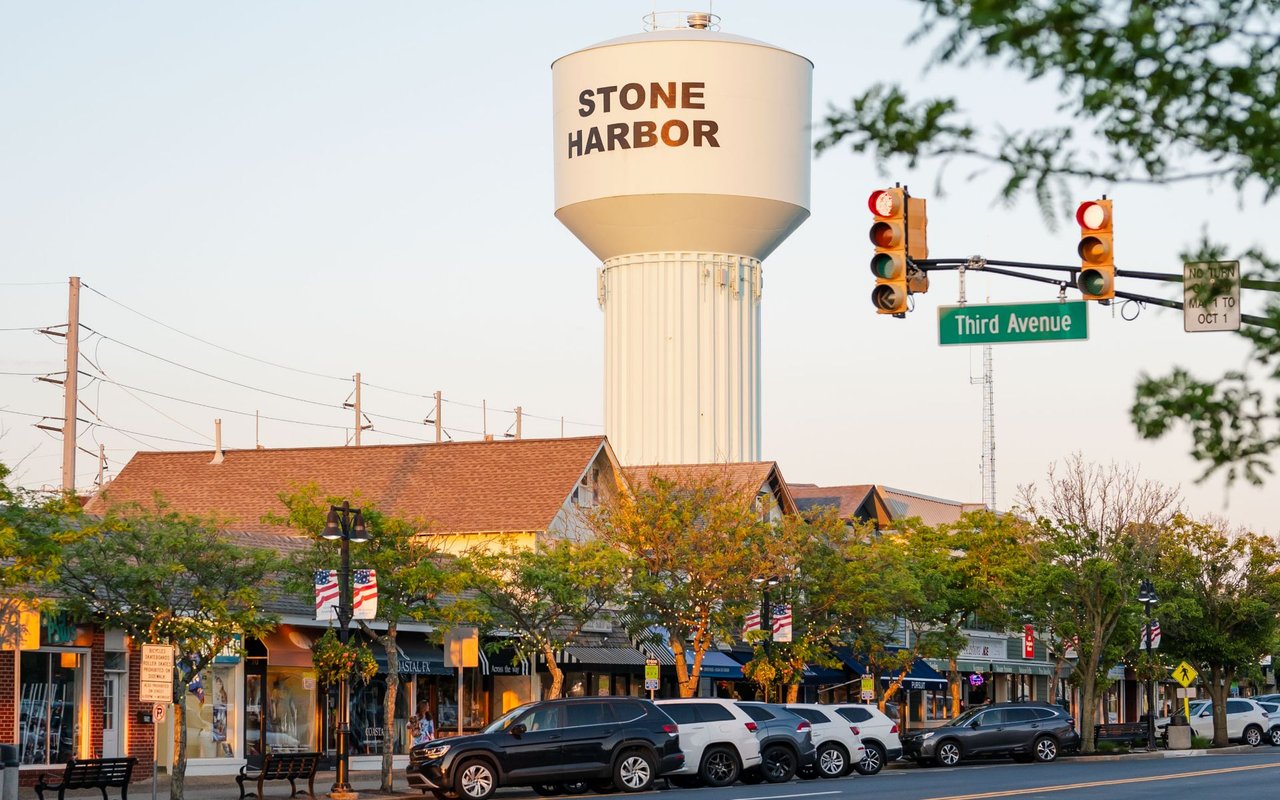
41, 610, 77, 646
969, 674, 985, 687
213, 633, 243, 664
960, 635, 1003, 659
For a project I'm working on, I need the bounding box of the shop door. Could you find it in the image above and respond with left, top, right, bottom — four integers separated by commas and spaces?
102, 674, 121, 758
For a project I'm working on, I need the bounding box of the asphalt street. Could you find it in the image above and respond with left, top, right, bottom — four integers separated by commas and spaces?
23, 750, 1280, 800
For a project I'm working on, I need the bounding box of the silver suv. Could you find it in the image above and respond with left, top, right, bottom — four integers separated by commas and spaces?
734, 703, 818, 783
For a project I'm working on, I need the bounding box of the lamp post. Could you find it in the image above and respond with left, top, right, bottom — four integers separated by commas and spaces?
752, 576, 779, 701
322, 501, 369, 796
1137, 578, 1159, 751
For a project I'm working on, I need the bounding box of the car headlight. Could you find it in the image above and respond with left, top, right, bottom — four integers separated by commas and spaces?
919, 732, 934, 741
424, 744, 451, 759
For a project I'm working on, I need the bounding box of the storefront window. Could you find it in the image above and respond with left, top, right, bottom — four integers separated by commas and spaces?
185, 665, 239, 759
19, 651, 83, 765
564, 673, 587, 698
266, 668, 318, 752
350, 676, 410, 755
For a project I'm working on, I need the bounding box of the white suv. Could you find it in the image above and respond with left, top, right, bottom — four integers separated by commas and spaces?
832, 704, 903, 775
784, 704, 865, 778
656, 699, 763, 787
1156, 698, 1270, 745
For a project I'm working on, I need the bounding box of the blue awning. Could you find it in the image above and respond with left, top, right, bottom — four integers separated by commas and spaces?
880, 656, 948, 689
836, 648, 867, 674
694, 650, 745, 679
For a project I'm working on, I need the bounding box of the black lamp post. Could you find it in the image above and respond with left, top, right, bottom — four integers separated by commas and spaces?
752, 576, 780, 700
1137, 578, 1159, 751
322, 501, 369, 795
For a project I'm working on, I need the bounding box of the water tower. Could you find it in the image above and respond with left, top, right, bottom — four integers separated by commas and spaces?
552, 12, 812, 466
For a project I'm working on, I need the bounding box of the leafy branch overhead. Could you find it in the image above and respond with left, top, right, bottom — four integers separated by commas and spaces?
818, 0, 1280, 483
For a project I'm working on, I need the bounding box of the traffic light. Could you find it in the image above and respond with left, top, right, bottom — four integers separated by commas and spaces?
869, 187, 928, 314
1076, 198, 1114, 301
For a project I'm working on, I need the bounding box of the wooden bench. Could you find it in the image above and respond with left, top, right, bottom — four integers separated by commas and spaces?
1094, 722, 1150, 747
35, 757, 136, 800
236, 752, 321, 799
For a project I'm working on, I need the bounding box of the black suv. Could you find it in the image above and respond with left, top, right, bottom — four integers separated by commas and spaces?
406, 697, 683, 800
901, 701, 1079, 767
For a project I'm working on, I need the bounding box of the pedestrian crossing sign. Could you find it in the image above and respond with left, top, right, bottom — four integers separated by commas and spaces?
1173, 661, 1198, 687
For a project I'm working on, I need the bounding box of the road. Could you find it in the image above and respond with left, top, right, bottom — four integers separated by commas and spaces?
611, 750, 1280, 800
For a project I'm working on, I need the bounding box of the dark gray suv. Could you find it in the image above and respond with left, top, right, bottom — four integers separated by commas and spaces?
901, 701, 1079, 766
734, 702, 817, 783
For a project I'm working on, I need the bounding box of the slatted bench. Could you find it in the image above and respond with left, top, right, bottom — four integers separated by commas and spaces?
236, 751, 321, 799
35, 757, 137, 800
1094, 722, 1150, 747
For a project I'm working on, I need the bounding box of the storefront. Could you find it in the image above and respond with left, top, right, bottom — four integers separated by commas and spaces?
17, 611, 91, 767
543, 647, 650, 699
245, 626, 320, 762
361, 634, 448, 753
181, 635, 245, 774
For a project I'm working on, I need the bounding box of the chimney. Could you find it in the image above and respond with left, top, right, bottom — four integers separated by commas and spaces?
211, 419, 225, 465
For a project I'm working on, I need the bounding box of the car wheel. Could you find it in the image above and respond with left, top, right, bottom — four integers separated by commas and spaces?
817, 743, 848, 778
936, 740, 962, 767
760, 744, 798, 783
1269, 727, 1280, 747
1245, 725, 1264, 747
1033, 736, 1058, 763
455, 760, 497, 800
739, 768, 765, 784
853, 742, 885, 776
614, 749, 656, 792
699, 746, 740, 787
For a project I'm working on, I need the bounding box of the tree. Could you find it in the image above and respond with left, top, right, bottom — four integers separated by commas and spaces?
1016, 455, 1180, 752
0, 461, 80, 641
53, 502, 278, 800
271, 486, 451, 792
816, 1, 1280, 481
454, 537, 627, 699
1155, 514, 1280, 746
592, 471, 770, 697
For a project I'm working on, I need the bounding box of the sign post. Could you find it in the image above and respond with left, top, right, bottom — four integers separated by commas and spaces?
1173, 661, 1199, 721
938, 301, 1088, 346
1184, 261, 1241, 332
860, 676, 875, 702
644, 658, 660, 699
139, 644, 173, 800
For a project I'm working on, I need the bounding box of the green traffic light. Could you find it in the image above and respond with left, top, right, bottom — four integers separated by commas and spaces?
1078, 269, 1110, 296
870, 253, 903, 280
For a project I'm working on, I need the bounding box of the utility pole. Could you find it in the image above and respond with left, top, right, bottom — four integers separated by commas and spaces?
62, 276, 81, 492
353, 373, 362, 446
433, 391, 442, 442
515, 406, 522, 439
96, 444, 105, 488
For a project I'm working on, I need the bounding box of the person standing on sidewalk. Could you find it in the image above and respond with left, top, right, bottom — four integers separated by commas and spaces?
411, 702, 435, 747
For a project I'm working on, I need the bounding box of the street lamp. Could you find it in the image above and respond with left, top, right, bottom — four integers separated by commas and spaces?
752, 576, 779, 701
322, 501, 370, 795
1137, 577, 1159, 751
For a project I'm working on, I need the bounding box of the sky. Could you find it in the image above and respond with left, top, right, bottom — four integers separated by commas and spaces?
1, 1, 1275, 533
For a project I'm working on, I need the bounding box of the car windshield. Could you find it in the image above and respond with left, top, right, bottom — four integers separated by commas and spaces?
947, 708, 985, 727
481, 704, 530, 734
1188, 701, 1210, 715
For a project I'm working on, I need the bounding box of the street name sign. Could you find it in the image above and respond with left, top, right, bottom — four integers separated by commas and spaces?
140, 643, 175, 703
1173, 661, 1199, 688
1184, 260, 1241, 332
938, 301, 1088, 346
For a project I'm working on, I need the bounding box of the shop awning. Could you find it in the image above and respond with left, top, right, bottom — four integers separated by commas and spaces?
879, 657, 948, 689
836, 648, 867, 674
260, 626, 315, 668
802, 664, 846, 684
563, 647, 649, 667
481, 646, 530, 676
368, 636, 451, 676
951, 659, 1057, 677
695, 650, 745, 679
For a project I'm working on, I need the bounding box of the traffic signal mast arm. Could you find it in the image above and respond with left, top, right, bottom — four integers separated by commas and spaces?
913, 257, 1280, 330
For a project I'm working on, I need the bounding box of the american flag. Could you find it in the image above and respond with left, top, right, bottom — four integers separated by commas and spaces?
771, 604, 793, 643
352, 569, 378, 620
1140, 620, 1162, 650
743, 610, 762, 638
314, 569, 378, 620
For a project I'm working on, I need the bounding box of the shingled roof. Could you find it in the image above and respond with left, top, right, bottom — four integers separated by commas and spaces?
85, 436, 615, 535
621, 462, 797, 515
787, 483, 894, 528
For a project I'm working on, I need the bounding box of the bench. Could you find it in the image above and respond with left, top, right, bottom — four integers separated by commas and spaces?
35, 757, 136, 800
237, 752, 321, 799
1094, 722, 1150, 747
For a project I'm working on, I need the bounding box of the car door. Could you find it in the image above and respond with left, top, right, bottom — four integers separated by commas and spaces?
963, 709, 1008, 755
502, 703, 568, 782
661, 703, 707, 769
559, 701, 618, 776
1192, 703, 1215, 739
1226, 700, 1254, 740
999, 708, 1041, 751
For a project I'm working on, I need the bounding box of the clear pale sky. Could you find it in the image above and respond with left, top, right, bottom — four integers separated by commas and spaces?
1, 1, 1274, 533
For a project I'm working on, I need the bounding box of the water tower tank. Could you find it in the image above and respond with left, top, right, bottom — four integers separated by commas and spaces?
552, 15, 812, 466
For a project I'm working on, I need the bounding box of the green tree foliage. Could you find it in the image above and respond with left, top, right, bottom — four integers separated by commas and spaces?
53, 502, 278, 800
1155, 514, 1280, 746
593, 471, 771, 697
1016, 455, 1180, 752
817, 0, 1280, 480
270, 486, 451, 791
454, 538, 627, 699
0, 462, 81, 638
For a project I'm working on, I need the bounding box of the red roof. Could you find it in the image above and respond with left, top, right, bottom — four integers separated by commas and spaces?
622, 462, 797, 514
85, 436, 613, 535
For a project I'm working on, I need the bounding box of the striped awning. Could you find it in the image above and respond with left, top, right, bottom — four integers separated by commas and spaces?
563, 647, 649, 666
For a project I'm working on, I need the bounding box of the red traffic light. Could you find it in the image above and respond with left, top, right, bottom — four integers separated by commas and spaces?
868, 190, 900, 217
1076, 201, 1110, 230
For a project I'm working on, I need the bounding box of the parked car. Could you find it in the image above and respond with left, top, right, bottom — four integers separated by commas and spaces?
783, 703, 865, 778
734, 702, 817, 783
1154, 698, 1270, 746
901, 701, 1079, 767
1252, 700, 1280, 746
831, 704, 904, 775
655, 699, 762, 787
406, 696, 683, 800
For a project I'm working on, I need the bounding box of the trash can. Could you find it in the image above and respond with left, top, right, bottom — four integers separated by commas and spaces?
1166, 714, 1191, 750
0, 743, 18, 800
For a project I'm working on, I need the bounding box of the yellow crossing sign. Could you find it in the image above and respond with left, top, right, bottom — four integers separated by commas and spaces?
1173, 661, 1198, 687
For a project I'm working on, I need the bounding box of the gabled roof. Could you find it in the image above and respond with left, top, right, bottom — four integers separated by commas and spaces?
786, 483, 894, 528
85, 436, 615, 535
880, 486, 986, 526
621, 462, 797, 515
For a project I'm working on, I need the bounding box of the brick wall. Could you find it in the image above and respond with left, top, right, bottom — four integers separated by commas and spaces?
0, 649, 15, 743
126, 637, 156, 776
89, 630, 105, 757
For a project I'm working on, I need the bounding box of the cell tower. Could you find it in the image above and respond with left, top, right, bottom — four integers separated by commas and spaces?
971, 344, 996, 510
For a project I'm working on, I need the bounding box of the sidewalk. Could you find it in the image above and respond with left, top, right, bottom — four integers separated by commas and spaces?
17, 769, 427, 800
